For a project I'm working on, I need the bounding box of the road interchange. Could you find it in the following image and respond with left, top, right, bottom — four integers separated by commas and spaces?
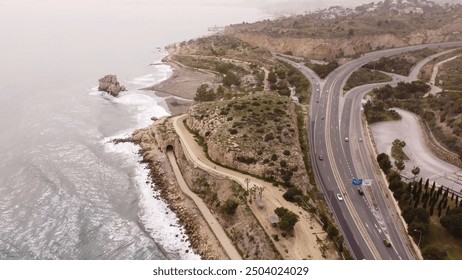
281, 41, 462, 259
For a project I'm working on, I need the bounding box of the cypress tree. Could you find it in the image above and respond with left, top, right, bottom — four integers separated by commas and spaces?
422, 192, 429, 209
414, 195, 420, 208
437, 198, 444, 211
406, 182, 412, 194
437, 186, 443, 196
443, 197, 448, 209
412, 183, 418, 196
438, 207, 443, 217
446, 205, 451, 216
443, 187, 449, 200
424, 178, 429, 190
430, 204, 435, 216
451, 192, 455, 201
430, 182, 436, 197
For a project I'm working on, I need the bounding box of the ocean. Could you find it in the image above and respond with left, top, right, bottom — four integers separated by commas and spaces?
0, 0, 269, 260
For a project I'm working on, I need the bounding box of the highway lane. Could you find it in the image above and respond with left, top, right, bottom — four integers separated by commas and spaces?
279, 56, 375, 259
279, 43, 462, 259
342, 82, 410, 260
289, 41, 462, 259
321, 41, 462, 259
289, 58, 410, 259
341, 47, 462, 259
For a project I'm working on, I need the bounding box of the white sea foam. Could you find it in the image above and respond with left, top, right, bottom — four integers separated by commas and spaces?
103, 140, 200, 260
88, 86, 103, 96
113, 90, 170, 128
128, 64, 173, 89
99, 67, 200, 259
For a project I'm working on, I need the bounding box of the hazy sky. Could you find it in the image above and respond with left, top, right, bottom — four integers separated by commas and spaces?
145, 0, 462, 9
238, 0, 462, 12
3, 0, 461, 10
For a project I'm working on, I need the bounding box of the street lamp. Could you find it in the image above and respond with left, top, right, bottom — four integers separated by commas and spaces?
414, 229, 422, 248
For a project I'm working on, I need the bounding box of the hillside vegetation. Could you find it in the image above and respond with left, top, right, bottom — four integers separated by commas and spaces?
186, 93, 308, 189
225, 3, 462, 60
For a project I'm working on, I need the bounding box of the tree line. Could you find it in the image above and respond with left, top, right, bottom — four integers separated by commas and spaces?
377, 153, 462, 259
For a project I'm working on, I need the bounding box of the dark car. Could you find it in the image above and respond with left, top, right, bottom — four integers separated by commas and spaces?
383, 239, 392, 247
358, 188, 364, 195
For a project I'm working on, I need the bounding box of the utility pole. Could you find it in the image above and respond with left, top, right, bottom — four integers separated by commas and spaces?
414, 229, 422, 248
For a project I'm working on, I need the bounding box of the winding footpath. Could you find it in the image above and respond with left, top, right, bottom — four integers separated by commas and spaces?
166, 149, 241, 260
172, 115, 327, 260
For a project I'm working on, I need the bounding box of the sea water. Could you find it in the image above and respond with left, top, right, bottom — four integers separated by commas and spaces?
0, 0, 269, 259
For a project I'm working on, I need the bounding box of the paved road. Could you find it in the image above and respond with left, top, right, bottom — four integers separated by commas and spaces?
320, 41, 462, 259
371, 108, 462, 192
282, 41, 462, 259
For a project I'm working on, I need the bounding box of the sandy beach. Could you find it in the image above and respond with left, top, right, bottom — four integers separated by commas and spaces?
144, 58, 218, 116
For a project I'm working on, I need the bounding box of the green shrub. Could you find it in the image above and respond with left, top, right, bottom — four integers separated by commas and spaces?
220, 199, 239, 216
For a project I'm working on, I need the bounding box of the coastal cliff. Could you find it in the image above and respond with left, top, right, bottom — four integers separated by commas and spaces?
224, 5, 462, 60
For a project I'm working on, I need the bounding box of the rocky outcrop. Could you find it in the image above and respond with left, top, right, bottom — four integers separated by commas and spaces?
98, 75, 126, 96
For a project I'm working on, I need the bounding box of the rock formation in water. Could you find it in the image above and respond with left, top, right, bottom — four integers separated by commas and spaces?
98, 75, 126, 97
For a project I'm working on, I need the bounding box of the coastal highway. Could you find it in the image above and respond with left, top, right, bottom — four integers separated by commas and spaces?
282, 40, 462, 259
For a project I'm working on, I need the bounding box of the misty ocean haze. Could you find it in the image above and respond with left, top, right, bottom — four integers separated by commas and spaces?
0, 0, 270, 259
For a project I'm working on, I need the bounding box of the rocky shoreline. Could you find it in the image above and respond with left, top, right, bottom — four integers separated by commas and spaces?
112, 47, 232, 259
129, 117, 228, 260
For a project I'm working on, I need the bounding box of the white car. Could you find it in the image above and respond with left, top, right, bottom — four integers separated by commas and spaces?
337, 193, 343, 201
345, 137, 349, 142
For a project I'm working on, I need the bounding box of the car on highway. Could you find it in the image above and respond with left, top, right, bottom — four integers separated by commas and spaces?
358, 137, 362, 142
383, 239, 392, 247
318, 155, 323, 161
345, 137, 349, 142
336, 193, 343, 201
357, 188, 364, 195
316, 88, 319, 92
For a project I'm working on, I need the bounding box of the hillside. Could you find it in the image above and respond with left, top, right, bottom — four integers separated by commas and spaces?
185, 93, 309, 190
225, 2, 462, 60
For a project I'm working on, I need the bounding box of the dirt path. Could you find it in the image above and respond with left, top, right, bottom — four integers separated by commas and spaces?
166, 150, 242, 260
430, 55, 460, 86
173, 115, 328, 260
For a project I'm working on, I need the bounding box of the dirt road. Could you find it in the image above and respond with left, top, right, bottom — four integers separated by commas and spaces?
172, 115, 329, 259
